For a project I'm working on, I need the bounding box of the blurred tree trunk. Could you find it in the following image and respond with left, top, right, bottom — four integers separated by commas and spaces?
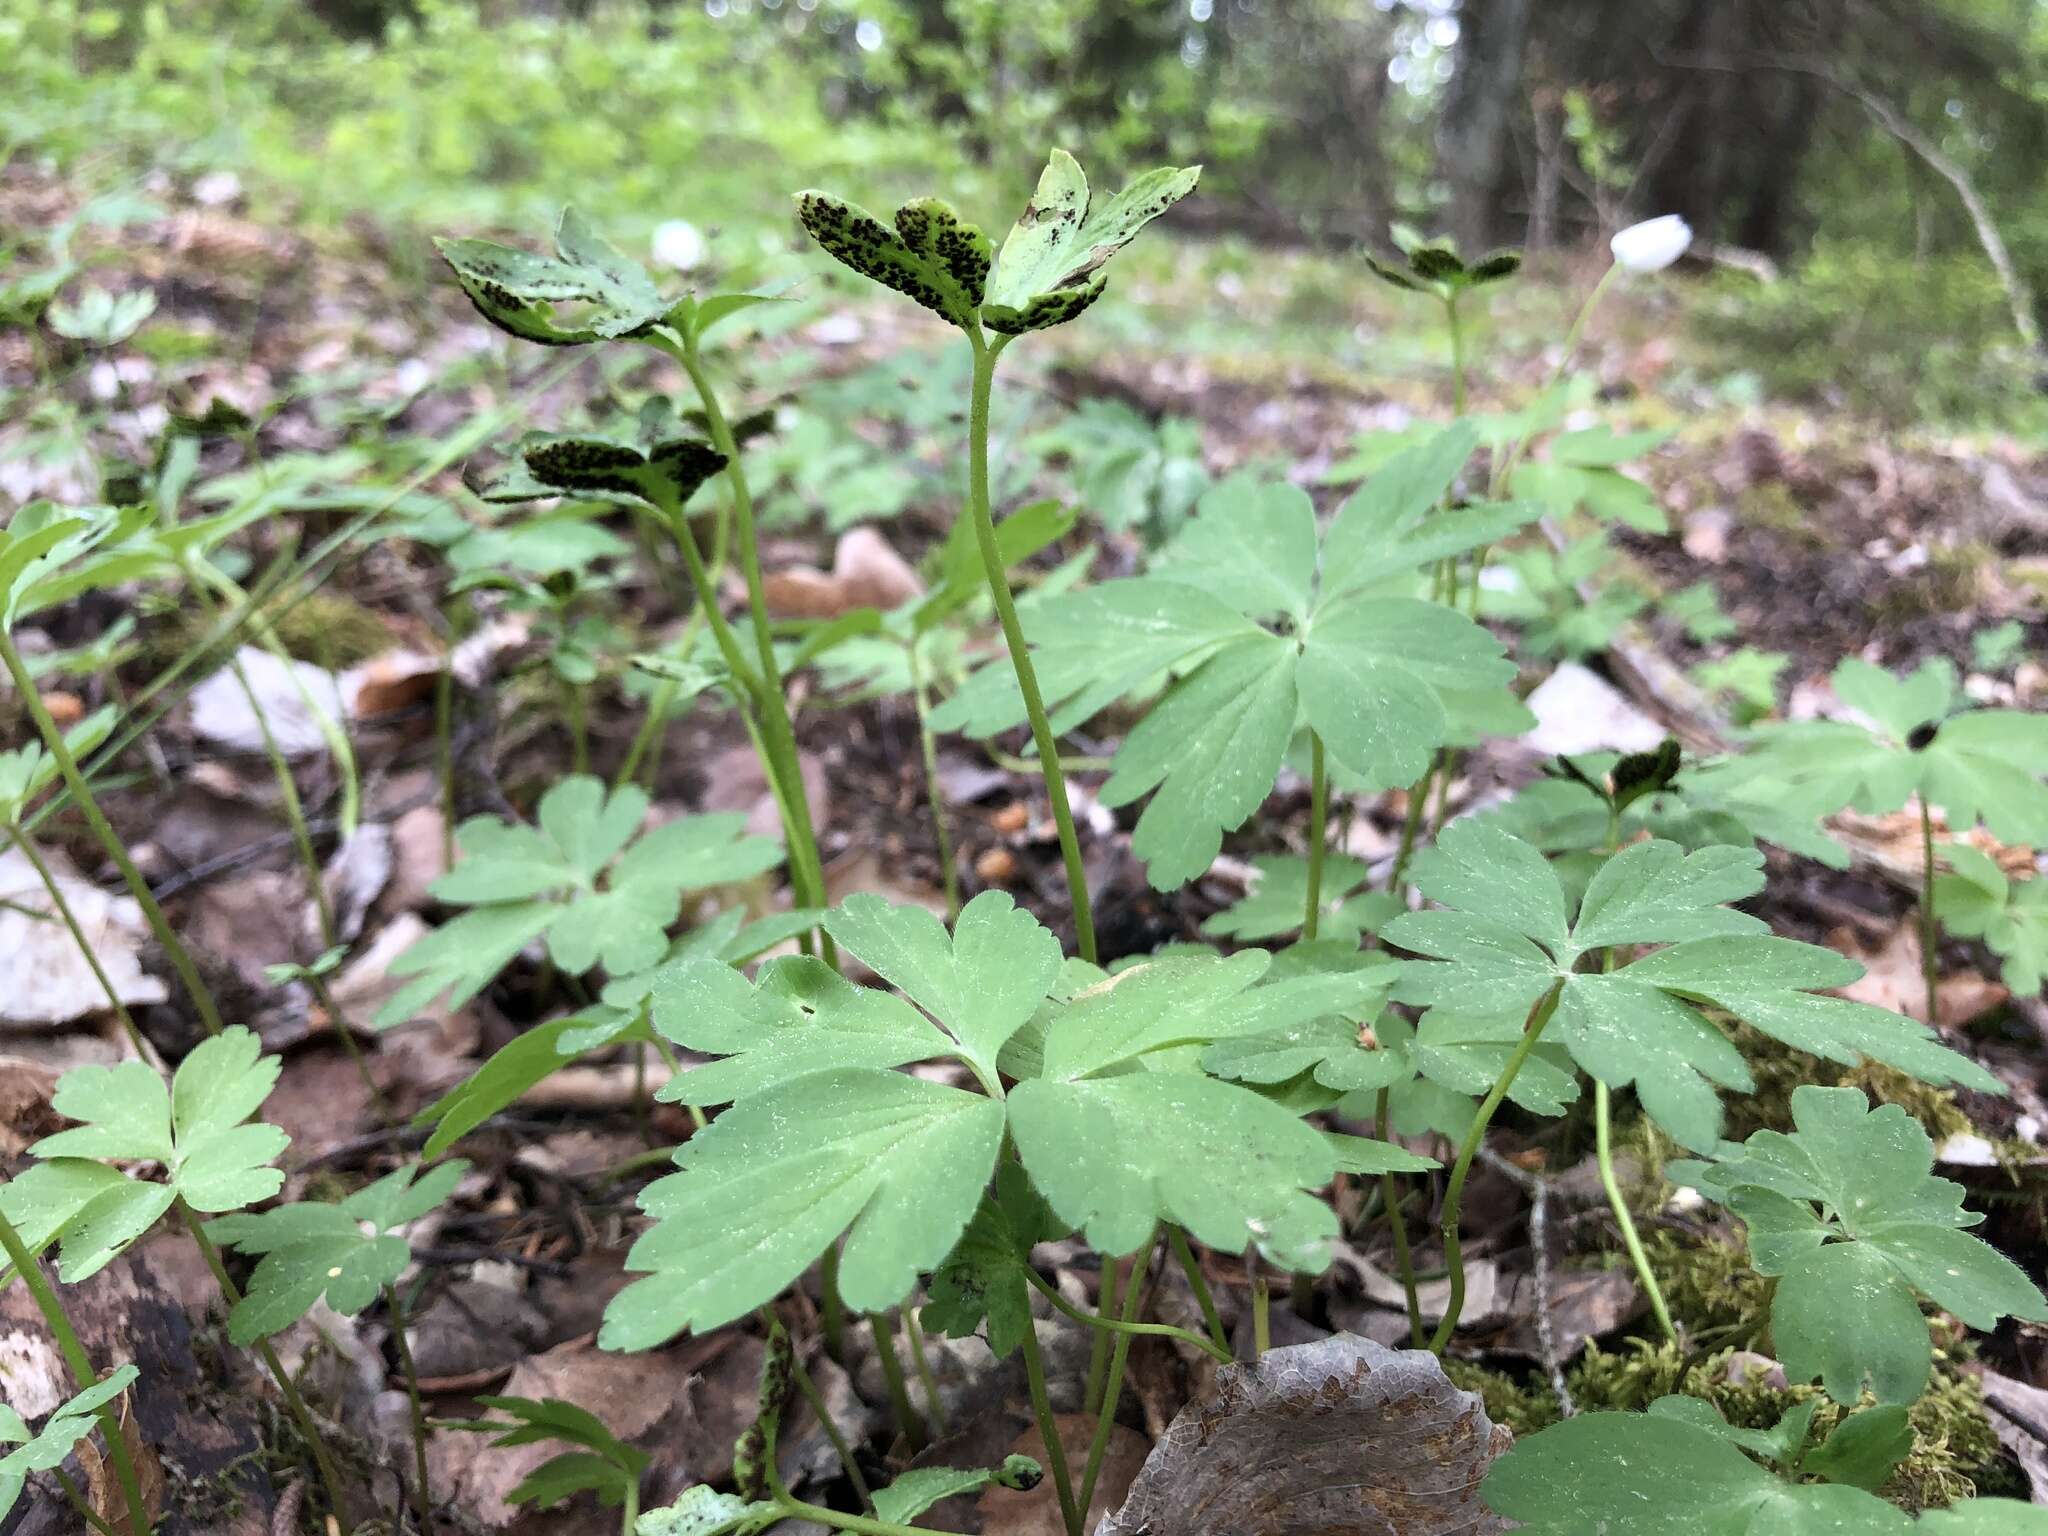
1442, 0, 1533, 252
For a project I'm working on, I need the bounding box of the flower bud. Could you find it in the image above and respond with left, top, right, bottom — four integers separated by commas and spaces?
1609, 214, 1691, 274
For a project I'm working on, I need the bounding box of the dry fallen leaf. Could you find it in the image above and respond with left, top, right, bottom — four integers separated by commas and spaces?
1097, 1333, 1510, 1536
187, 645, 347, 757
1827, 920, 2008, 1028
762, 526, 924, 618
982, 1412, 1148, 1536
0, 845, 169, 1028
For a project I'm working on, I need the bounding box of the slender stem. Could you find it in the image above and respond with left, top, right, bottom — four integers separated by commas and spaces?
667, 335, 835, 963
902, 1306, 950, 1436
908, 641, 960, 920
1078, 1235, 1155, 1521
0, 1208, 149, 1534
868, 1311, 926, 1449
771, 1491, 978, 1536
1430, 979, 1566, 1353
818, 1242, 846, 1362
385, 1284, 436, 1536
1022, 1264, 1231, 1364
1373, 1087, 1425, 1348
1445, 294, 1468, 416
1080, 1257, 1118, 1415
1249, 1257, 1271, 1358
787, 1340, 872, 1511
1593, 1080, 1677, 1345
5, 819, 149, 1058
0, 627, 226, 1035
1302, 730, 1328, 941
1388, 755, 1438, 896
308, 972, 389, 1126
53, 1466, 124, 1536
964, 337, 1096, 964
219, 645, 337, 947
621, 1472, 638, 1536
434, 647, 457, 868
1920, 796, 1940, 1027
179, 1202, 349, 1520
1016, 1299, 1082, 1536
1166, 1227, 1229, 1354
565, 678, 589, 776
1490, 262, 1620, 499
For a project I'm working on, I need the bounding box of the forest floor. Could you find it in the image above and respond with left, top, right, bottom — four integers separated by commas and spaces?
3, 163, 2047, 1535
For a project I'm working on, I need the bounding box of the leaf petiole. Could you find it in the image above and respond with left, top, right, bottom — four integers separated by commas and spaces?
1021, 1261, 1232, 1364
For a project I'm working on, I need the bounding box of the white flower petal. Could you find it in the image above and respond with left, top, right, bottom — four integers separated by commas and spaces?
1610, 214, 1692, 274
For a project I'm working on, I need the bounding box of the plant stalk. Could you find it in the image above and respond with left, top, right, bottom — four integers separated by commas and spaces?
1302, 729, 1328, 940
902, 1305, 950, 1435
868, 1310, 926, 1450
1593, 1080, 1677, 1345
0, 627, 226, 1036
1022, 1264, 1231, 1364
179, 1202, 350, 1520
965, 336, 1096, 963
907, 640, 960, 920
1919, 795, 1940, 1027
1016, 1299, 1082, 1536
1077, 1235, 1156, 1521
1166, 1226, 1229, 1354
1373, 1087, 1425, 1348
385, 1283, 436, 1535
1249, 1257, 1271, 1358
0, 1208, 150, 1534
1430, 979, 1565, 1352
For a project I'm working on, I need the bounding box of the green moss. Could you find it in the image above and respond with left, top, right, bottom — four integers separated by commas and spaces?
1733, 480, 1819, 541
1642, 1228, 1772, 1344
1723, 1024, 1973, 1144
264, 589, 400, 668
1446, 1357, 1563, 1438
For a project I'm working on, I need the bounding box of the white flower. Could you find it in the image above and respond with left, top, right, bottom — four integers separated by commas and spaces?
1609, 214, 1691, 274
651, 219, 707, 272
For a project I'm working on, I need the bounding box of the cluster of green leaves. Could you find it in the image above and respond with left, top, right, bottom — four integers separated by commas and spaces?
0, 1366, 141, 1519
374, 775, 782, 1027
600, 890, 1427, 1350
936, 424, 1536, 886
1364, 229, 1522, 299
440, 1396, 649, 1516
1385, 821, 2000, 1153
1934, 845, 2047, 996
0, 1028, 287, 1282
798, 149, 1198, 338
1673, 1087, 2047, 1406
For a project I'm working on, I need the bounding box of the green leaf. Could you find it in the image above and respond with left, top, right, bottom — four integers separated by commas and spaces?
1482, 1410, 1912, 1534
796, 191, 990, 331
515, 431, 728, 510
0, 1161, 173, 1283
1918, 1503, 2048, 1534
603, 1069, 1004, 1348
450, 1394, 647, 1509
1647, 1393, 1820, 1468
412, 1015, 593, 1157
1803, 1406, 1914, 1491
636, 1485, 782, 1536
1010, 1069, 1349, 1269
376, 778, 781, 1025
1717, 658, 2048, 845
435, 207, 665, 345
981, 152, 1199, 334
0, 1365, 140, 1520
873, 1456, 1044, 1525
1679, 1085, 2048, 1404
1386, 826, 1996, 1150
821, 890, 1064, 1087
205, 1161, 468, 1344
1935, 848, 2048, 996
925, 1161, 1064, 1359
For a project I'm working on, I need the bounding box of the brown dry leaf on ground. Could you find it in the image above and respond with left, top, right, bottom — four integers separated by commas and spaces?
186, 646, 347, 757
1828, 920, 2009, 1027
0, 845, 168, 1026
761, 526, 924, 617
1098, 1334, 1511, 1536
980, 1412, 1149, 1536
701, 745, 832, 845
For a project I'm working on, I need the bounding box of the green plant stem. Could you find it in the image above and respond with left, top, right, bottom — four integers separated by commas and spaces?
0, 1208, 149, 1535
907, 641, 960, 920
1920, 795, 1940, 1028
385, 1283, 436, 1536
53, 1466, 124, 1536
818, 1242, 847, 1362
1444, 293, 1468, 416
965, 335, 1096, 964
178, 1202, 350, 1522
1593, 1080, 1677, 1345
219, 644, 337, 947
1015, 1298, 1082, 1536
1080, 1258, 1117, 1415
308, 971, 391, 1127
434, 648, 457, 868
769, 1486, 977, 1536
565, 678, 589, 776
665, 334, 836, 967
621, 1473, 638, 1536
1249, 1256, 1271, 1357
786, 1338, 872, 1511
0, 627, 226, 1036
1388, 755, 1439, 895
1430, 979, 1566, 1353
868, 1311, 926, 1450
1166, 1226, 1229, 1354
4, 818, 150, 1058
1022, 1264, 1232, 1364
1302, 729, 1328, 941
1490, 262, 1621, 499
902, 1305, 950, 1435
1077, 1235, 1155, 1522
1373, 1087, 1425, 1348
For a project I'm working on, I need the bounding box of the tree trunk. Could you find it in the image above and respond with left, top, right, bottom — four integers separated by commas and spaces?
1441, 0, 1534, 252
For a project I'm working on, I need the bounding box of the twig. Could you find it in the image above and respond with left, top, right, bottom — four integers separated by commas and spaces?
1477, 1146, 1574, 1418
